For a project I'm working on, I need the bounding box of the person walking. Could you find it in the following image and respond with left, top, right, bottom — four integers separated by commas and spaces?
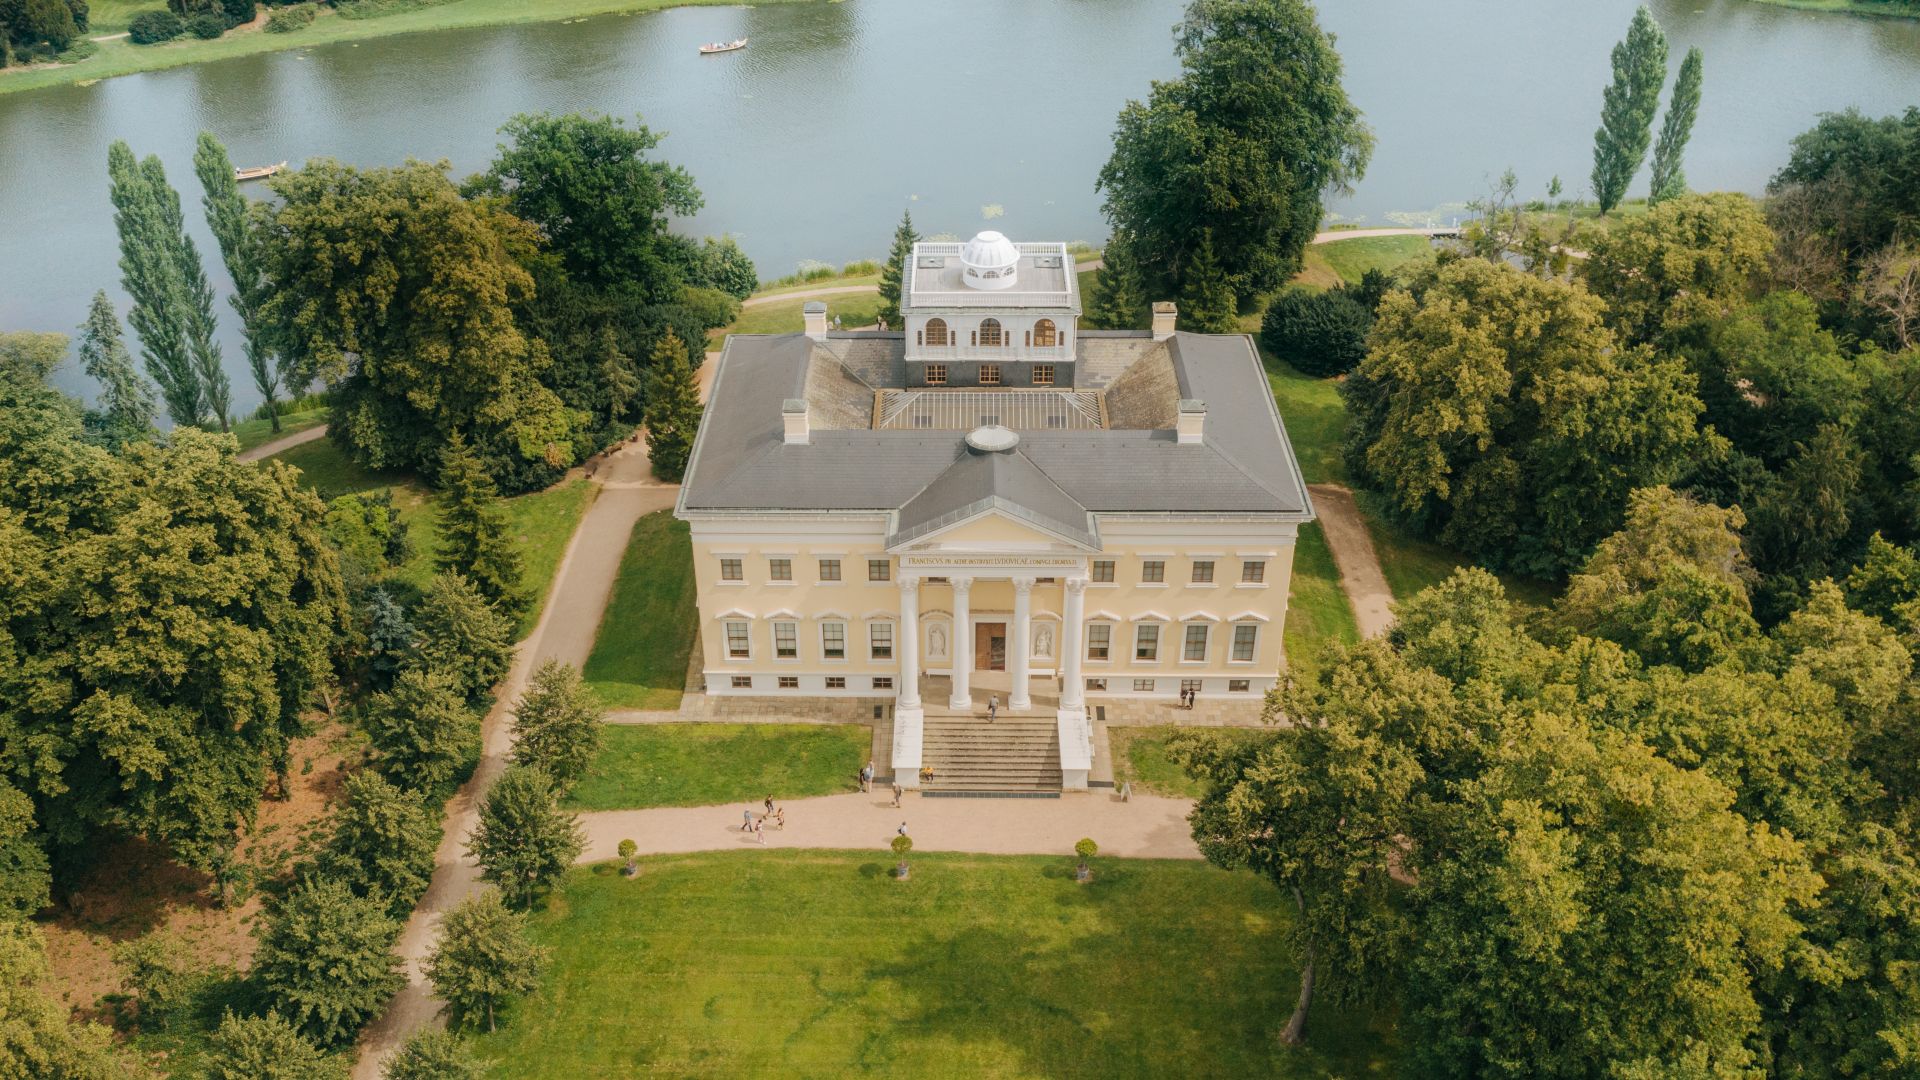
891, 782, 903, 808
861, 761, 874, 792
764, 795, 775, 817
987, 693, 999, 722
742, 808, 754, 832
753, 818, 766, 845
897, 821, 909, 837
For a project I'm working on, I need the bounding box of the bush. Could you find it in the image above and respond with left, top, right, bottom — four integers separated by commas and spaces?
187, 10, 225, 36
1259, 287, 1373, 377
220, 0, 254, 24
127, 8, 184, 42
263, 4, 307, 29
676, 285, 741, 333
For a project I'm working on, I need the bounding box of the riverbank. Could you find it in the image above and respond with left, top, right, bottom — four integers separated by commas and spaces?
0, 0, 815, 97
1743, 0, 1917, 16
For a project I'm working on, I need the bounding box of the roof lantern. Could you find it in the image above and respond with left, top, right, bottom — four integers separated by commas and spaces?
959, 230, 1020, 291
964, 424, 1020, 453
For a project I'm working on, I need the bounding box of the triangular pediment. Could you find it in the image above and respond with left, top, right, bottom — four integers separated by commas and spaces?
890, 504, 1097, 554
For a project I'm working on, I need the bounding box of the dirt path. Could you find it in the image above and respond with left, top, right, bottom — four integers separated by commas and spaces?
236, 423, 328, 462
577, 790, 1201, 863
1307, 484, 1396, 638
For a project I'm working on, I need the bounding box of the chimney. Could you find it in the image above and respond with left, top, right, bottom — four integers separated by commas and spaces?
1176, 399, 1206, 445
782, 398, 811, 445
1151, 301, 1178, 341
803, 301, 829, 341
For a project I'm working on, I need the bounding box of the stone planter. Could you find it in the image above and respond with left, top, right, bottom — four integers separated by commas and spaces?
1075, 864, 1091, 884
895, 861, 911, 881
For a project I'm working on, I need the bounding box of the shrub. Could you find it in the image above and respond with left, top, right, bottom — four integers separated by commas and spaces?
263, 4, 308, 29
219, 0, 254, 24
698, 235, 758, 300
187, 11, 224, 36
1259, 287, 1373, 377
676, 285, 740, 333
841, 259, 880, 276
127, 8, 183, 43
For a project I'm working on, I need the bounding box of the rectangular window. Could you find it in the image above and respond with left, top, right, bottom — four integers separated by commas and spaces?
818, 558, 841, 582
1229, 679, 1251, 693
1086, 678, 1108, 692
1241, 560, 1266, 584
1032, 364, 1055, 386
822, 622, 846, 660
872, 677, 893, 690
719, 558, 743, 581
769, 558, 792, 582
778, 676, 799, 689
725, 621, 750, 659
1181, 679, 1203, 695
1087, 624, 1111, 661
1134, 624, 1160, 662
978, 364, 1001, 386
774, 621, 798, 659
1132, 678, 1157, 693
1091, 560, 1115, 583
731, 675, 752, 689
925, 364, 948, 386
1232, 624, 1258, 662
1192, 560, 1215, 584
870, 623, 894, 660
868, 559, 890, 582
826, 676, 846, 690
1184, 624, 1209, 662
1141, 560, 1165, 583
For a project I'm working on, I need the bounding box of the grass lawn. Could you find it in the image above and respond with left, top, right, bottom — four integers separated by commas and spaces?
1109, 725, 1271, 799
229, 407, 328, 453
1264, 351, 1348, 486
1284, 520, 1360, 681
712, 291, 885, 347
582, 510, 697, 710
1311, 235, 1434, 286
471, 852, 1396, 1078
1353, 490, 1557, 609
566, 723, 869, 811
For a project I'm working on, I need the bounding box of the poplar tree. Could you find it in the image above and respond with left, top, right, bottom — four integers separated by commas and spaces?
876, 208, 918, 329
1648, 47, 1704, 205
641, 329, 701, 484
77, 290, 155, 448
109, 140, 202, 428
194, 132, 280, 429
435, 434, 525, 620
141, 153, 231, 431
1589, 6, 1669, 214
1176, 230, 1237, 334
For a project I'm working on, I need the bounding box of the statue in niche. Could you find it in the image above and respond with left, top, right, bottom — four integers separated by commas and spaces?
1033, 622, 1055, 659
928, 623, 948, 659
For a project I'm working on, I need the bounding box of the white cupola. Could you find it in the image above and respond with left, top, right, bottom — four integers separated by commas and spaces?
959, 230, 1020, 291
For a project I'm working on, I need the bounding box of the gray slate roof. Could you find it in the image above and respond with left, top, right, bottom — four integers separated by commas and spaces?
677, 330, 1313, 526
890, 445, 1098, 550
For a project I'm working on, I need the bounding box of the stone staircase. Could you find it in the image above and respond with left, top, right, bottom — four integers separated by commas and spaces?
920, 714, 1063, 793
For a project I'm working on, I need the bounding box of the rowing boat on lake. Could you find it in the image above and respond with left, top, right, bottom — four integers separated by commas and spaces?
234, 161, 287, 182
698, 37, 746, 55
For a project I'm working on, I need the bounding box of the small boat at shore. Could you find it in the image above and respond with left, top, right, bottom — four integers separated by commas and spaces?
234, 161, 287, 182
698, 37, 746, 55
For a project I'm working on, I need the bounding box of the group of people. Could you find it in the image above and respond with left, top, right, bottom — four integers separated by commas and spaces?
1178, 687, 1201, 710
861, 760, 906, 807
739, 795, 786, 843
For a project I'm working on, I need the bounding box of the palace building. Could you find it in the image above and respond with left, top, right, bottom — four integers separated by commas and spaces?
675, 232, 1314, 788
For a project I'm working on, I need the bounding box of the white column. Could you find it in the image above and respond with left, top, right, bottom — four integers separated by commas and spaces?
949, 576, 973, 710
1060, 576, 1086, 710
897, 577, 921, 709
1009, 577, 1034, 711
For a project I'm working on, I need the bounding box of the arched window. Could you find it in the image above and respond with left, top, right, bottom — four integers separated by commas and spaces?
978, 318, 1004, 348
924, 318, 949, 347
1032, 318, 1058, 347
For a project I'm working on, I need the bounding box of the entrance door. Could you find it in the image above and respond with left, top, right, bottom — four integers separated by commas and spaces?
975, 622, 1007, 671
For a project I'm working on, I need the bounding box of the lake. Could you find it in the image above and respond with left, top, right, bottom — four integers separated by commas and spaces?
3, 0, 1918, 409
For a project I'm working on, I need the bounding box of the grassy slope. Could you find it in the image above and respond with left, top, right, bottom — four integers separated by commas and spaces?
1266, 353, 1347, 486
3, 0, 814, 96
581, 510, 697, 710
229, 407, 328, 452
566, 723, 868, 811
473, 853, 1396, 1078
1284, 520, 1359, 680
711, 291, 884, 347
1109, 725, 1270, 799
1355, 490, 1556, 609
1741, 0, 1918, 16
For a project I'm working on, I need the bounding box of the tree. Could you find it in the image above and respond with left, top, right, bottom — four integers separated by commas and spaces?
876, 209, 918, 328
1082, 243, 1147, 330
382, 1029, 484, 1080
641, 329, 701, 483
0, 921, 127, 1079
0, 780, 50, 916
1096, 0, 1370, 299
1259, 287, 1371, 377
125, 8, 180, 43
114, 931, 198, 1032
1768, 106, 1920, 271
424, 888, 547, 1032
252, 876, 403, 1049
1579, 191, 1773, 345
77, 290, 154, 448
508, 660, 600, 788
108, 140, 202, 427
617, 838, 637, 876
1845, 533, 1920, 623
466, 766, 582, 910
363, 666, 480, 794
1073, 837, 1097, 880
194, 131, 282, 430
410, 572, 515, 701
0, 0, 78, 54
435, 434, 525, 621
363, 587, 414, 692
201, 1010, 344, 1080
1861, 240, 1920, 349
318, 770, 441, 919
698, 235, 757, 301
1175, 229, 1237, 333
1647, 46, 1703, 204
1589, 6, 1668, 214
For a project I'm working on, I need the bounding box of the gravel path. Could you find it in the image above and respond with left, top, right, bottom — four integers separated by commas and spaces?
236, 423, 328, 462
1307, 483, 1397, 638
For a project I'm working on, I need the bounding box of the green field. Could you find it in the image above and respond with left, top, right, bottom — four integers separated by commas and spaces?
712, 291, 885, 346
1109, 725, 1271, 799
566, 723, 869, 811
582, 510, 697, 710
472, 853, 1396, 1078
1284, 520, 1360, 682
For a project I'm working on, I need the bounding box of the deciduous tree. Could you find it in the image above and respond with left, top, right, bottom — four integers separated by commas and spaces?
1579, 191, 1772, 345
467, 766, 582, 910
114, 931, 199, 1033
194, 131, 281, 429
424, 888, 547, 1032
0, 921, 128, 1079
108, 141, 203, 428
252, 876, 403, 1049
1589, 6, 1668, 214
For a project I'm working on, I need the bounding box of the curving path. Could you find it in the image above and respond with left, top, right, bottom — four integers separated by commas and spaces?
236, 423, 329, 462
1307, 484, 1397, 638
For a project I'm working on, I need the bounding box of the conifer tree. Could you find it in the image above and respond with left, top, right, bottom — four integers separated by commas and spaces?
364, 588, 414, 692
319, 770, 440, 919
77, 289, 155, 448
252, 877, 402, 1049
1084, 244, 1147, 330
194, 132, 280, 429
435, 434, 524, 620
1589, 6, 1669, 214
412, 573, 515, 700
642, 329, 701, 483
1648, 47, 1703, 205
364, 666, 480, 793
109, 140, 202, 428
876, 209, 918, 329
1177, 230, 1238, 333
203, 1011, 341, 1080
466, 766, 582, 910
383, 1030, 484, 1080
424, 889, 547, 1033
509, 660, 601, 789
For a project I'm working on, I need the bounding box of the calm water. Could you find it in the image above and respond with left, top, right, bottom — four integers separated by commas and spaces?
3, 0, 1918, 409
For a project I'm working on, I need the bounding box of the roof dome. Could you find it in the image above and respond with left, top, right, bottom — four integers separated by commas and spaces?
965, 425, 1020, 453
960, 231, 1019, 291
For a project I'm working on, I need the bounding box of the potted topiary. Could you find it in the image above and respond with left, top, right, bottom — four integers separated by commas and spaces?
891, 834, 913, 880
618, 839, 638, 877
1074, 838, 1097, 883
